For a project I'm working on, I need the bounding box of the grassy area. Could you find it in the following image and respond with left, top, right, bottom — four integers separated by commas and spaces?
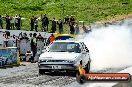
0, 0, 132, 32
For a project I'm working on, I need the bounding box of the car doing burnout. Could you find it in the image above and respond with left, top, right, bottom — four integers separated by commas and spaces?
38, 40, 91, 74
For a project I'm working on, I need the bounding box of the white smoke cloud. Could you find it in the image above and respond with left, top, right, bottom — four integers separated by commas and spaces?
79, 21, 132, 71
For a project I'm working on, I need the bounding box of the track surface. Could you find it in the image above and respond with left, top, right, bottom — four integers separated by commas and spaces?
0, 62, 127, 87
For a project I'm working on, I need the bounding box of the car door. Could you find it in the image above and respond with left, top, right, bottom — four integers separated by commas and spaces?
81, 42, 90, 68
79, 42, 86, 68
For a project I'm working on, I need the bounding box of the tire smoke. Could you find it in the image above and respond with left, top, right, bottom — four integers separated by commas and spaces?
79, 20, 132, 70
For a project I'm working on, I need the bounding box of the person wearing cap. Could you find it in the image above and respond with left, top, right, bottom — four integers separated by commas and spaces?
30, 33, 37, 62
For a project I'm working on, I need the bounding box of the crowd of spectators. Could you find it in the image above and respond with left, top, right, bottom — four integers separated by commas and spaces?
0, 14, 91, 34
0, 14, 22, 30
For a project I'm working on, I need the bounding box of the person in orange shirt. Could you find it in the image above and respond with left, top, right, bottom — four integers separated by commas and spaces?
47, 34, 55, 45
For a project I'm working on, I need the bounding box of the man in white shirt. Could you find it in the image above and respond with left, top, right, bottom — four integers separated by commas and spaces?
10, 16, 15, 30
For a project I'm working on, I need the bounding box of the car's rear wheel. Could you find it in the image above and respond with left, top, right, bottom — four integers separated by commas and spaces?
84, 61, 90, 73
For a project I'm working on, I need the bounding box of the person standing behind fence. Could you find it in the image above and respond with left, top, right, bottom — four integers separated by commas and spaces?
30, 16, 35, 31
15, 14, 19, 30
69, 15, 75, 25
17, 14, 22, 30
0, 15, 3, 29
5, 15, 10, 30
29, 33, 32, 43
0, 15, 2, 29
44, 14, 49, 32
64, 15, 69, 24
34, 17, 38, 32
41, 15, 45, 32
10, 16, 15, 30
82, 22, 88, 33
57, 19, 63, 34
69, 22, 75, 34
30, 33, 37, 62
74, 23, 79, 34
41, 14, 49, 32
51, 17, 56, 33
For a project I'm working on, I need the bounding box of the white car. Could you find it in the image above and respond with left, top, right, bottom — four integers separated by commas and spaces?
38, 40, 91, 74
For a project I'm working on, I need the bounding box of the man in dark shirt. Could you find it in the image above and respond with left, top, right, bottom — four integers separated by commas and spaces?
57, 19, 63, 34
64, 15, 69, 24
69, 22, 75, 34
18, 14, 22, 30
30, 16, 35, 31
70, 15, 75, 24
41, 14, 49, 32
0, 15, 3, 29
30, 33, 37, 62
44, 14, 49, 32
51, 17, 56, 33
5, 15, 10, 30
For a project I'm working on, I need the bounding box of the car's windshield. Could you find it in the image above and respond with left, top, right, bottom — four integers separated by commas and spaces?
48, 42, 81, 53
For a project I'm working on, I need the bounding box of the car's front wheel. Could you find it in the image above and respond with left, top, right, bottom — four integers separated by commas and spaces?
84, 61, 90, 73
39, 69, 45, 75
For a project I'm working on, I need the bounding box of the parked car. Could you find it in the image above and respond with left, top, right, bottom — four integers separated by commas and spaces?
38, 40, 91, 74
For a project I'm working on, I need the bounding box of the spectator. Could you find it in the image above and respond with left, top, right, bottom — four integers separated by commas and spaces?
10, 16, 15, 30
74, 23, 79, 34
29, 33, 32, 43
34, 17, 38, 32
3, 32, 8, 47
64, 15, 69, 24
37, 33, 44, 42
69, 22, 75, 34
15, 14, 19, 30
43, 34, 48, 46
5, 15, 10, 30
30, 33, 37, 62
17, 14, 22, 30
51, 17, 56, 33
82, 22, 88, 33
44, 14, 49, 32
0, 15, 3, 29
57, 19, 63, 34
47, 33, 55, 44
18, 32, 23, 39
20, 33, 29, 40
41, 15, 45, 32
69, 15, 75, 25
41, 14, 49, 32
30, 16, 35, 31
